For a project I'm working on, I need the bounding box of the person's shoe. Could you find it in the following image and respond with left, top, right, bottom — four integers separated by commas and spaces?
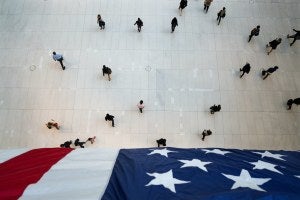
202, 138, 204, 141
290, 43, 293, 46
63, 66, 65, 70
287, 34, 289, 38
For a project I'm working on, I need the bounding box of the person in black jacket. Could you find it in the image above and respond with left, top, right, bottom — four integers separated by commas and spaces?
262, 66, 278, 80
156, 138, 167, 147
201, 130, 212, 141
74, 138, 85, 148
287, 29, 300, 46
171, 17, 178, 33
240, 63, 251, 78
266, 38, 281, 55
97, 14, 105, 29
105, 113, 115, 127
217, 7, 226, 25
287, 98, 300, 110
134, 18, 143, 32
178, 0, 188, 16
210, 105, 221, 114
102, 65, 112, 81
60, 140, 72, 148
248, 25, 260, 42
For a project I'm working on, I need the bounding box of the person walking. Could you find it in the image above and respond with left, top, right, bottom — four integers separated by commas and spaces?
102, 65, 112, 81
46, 119, 60, 130
266, 38, 282, 55
287, 98, 300, 110
261, 66, 279, 80
248, 25, 260, 42
52, 52, 65, 70
74, 138, 85, 148
86, 136, 96, 144
204, 0, 213, 13
97, 14, 105, 29
287, 29, 300, 46
156, 138, 167, 147
178, 0, 188, 16
210, 105, 221, 114
217, 7, 226, 25
137, 100, 145, 113
240, 62, 251, 78
201, 130, 212, 141
134, 18, 143, 32
105, 113, 115, 127
171, 17, 178, 33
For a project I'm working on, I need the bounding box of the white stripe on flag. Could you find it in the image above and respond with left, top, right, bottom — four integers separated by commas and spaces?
19, 148, 119, 200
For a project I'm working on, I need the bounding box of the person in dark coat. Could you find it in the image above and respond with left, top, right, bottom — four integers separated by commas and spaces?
287, 29, 300, 46
105, 113, 115, 127
102, 65, 112, 81
262, 66, 279, 80
287, 98, 300, 110
217, 7, 226, 25
52, 51, 65, 70
74, 138, 85, 148
266, 38, 282, 55
86, 136, 96, 144
134, 18, 143, 32
248, 25, 260, 42
210, 105, 221, 114
204, 0, 213, 13
46, 119, 60, 130
201, 130, 212, 141
97, 14, 105, 29
171, 17, 178, 33
178, 0, 188, 16
60, 140, 72, 148
156, 138, 167, 147
240, 63, 251, 78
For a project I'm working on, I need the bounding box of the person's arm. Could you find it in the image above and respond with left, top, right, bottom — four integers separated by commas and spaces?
293, 29, 300, 33
134, 22, 137, 25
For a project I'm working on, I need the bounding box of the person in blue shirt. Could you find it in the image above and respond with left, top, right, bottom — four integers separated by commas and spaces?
52, 51, 65, 70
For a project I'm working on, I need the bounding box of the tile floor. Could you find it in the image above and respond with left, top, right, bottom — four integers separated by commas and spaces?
0, 0, 299, 150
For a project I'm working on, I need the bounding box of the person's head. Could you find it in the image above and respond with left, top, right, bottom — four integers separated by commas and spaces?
277, 38, 282, 42
60, 144, 64, 147
207, 130, 212, 135
257, 25, 260, 29
287, 99, 294, 105
223, 7, 225, 10
138, 18, 141, 21
103, 65, 106, 68
53, 52, 56, 55
217, 105, 221, 109
97, 14, 101, 18
140, 100, 143, 104
274, 66, 279, 70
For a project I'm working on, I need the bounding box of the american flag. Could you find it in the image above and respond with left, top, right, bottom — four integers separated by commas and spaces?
102, 147, 300, 200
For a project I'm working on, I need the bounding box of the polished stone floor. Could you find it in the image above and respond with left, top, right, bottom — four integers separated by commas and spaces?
0, 0, 299, 150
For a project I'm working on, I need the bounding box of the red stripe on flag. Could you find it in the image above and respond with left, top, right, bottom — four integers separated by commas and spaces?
0, 148, 73, 200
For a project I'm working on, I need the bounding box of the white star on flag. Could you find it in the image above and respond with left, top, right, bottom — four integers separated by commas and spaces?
148, 148, 176, 157
222, 169, 271, 192
202, 149, 231, 155
253, 151, 285, 161
295, 175, 300, 179
145, 170, 190, 193
179, 159, 212, 172
250, 160, 283, 174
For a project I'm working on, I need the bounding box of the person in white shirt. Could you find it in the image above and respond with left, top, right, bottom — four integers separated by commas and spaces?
52, 52, 65, 70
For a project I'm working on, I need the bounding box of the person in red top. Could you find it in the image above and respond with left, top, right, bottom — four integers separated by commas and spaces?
137, 100, 145, 113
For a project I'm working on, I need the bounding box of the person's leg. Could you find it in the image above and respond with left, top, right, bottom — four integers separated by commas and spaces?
218, 17, 221, 25
263, 73, 269, 80
58, 59, 65, 70
240, 71, 245, 78
206, 5, 209, 12
108, 74, 111, 81
290, 38, 296, 46
268, 47, 273, 55
111, 119, 114, 127
139, 108, 143, 113
202, 134, 205, 141
248, 34, 253, 42
287, 104, 292, 110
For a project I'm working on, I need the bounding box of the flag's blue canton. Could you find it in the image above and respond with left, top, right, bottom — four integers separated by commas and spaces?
101, 148, 300, 200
